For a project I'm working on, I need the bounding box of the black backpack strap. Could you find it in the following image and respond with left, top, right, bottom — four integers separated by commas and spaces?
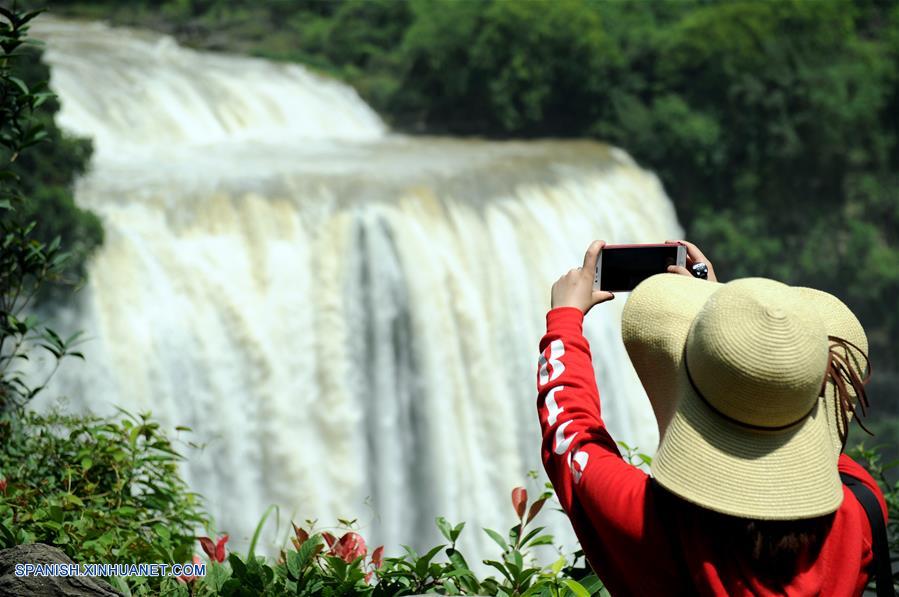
841, 472, 896, 597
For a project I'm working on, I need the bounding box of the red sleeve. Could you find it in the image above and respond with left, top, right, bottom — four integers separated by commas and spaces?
536, 307, 661, 589
838, 453, 889, 525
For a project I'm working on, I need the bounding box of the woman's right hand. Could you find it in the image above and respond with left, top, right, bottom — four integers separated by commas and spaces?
665, 240, 718, 282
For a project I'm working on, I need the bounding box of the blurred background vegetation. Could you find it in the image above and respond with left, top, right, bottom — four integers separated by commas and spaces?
13, 0, 899, 453
2, 35, 100, 299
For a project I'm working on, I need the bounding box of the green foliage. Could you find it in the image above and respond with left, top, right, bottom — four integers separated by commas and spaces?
1, 16, 205, 595
114, 485, 607, 597
1, 5, 86, 412
9, 44, 101, 295
0, 410, 210, 583
846, 442, 899, 591
401, 0, 611, 134
1, 4, 101, 302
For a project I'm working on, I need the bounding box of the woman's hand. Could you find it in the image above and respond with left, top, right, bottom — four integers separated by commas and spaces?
551, 240, 615, 314
665, 239, 718, 282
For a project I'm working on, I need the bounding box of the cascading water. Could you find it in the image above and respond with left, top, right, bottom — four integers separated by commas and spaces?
30, 18, 679, 561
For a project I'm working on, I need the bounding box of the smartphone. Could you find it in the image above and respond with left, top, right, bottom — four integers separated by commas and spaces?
593, 243, 687, 292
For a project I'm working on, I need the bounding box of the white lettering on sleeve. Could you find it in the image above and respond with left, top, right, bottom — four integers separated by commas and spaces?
538, 339, 566, 387
545, 386, 565, 425
570, 449, 589, 484
553, 420, 577, 455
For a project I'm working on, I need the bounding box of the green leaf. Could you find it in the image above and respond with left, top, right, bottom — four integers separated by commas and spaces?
524, 534, 554, 547
228, 553, 247, 580
0, 523, 17, 548
8, 76, 28, 95
206, 562, 231, 591
153, 523, 169, 540
446, 547, 469, 571
451, 521, 465, 542
483, 559, 513, 583
563, 579, 591, 597
519, 525, 545, 547
508, 549, 523, 574
415, 544, 445, 578
436, 516, 453, 542
292, 533, 323, 576
248, 504, 278, 559
63, 493, 84, 508
577, 573, 606, 595
484, 527, 508, 551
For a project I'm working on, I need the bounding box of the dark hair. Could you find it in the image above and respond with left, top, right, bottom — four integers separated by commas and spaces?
727, 515, 833, 589
659, 485, 834, 590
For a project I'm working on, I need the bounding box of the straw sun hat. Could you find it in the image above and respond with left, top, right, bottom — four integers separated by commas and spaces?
621, 274, 870, 520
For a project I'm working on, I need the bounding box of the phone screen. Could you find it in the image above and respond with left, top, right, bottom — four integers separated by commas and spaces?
596, 245, 682, 291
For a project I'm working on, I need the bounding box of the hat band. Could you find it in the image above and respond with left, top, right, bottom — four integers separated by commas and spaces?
683, 349, 817, 432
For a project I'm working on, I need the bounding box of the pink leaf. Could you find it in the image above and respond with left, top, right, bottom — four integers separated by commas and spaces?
512, 487, 528, 519
197, 537, 216, 561
371, 545, 384, 569
332, 532, 367, 563
177, 554, 202, 584
292, 522, 309, 546
526, 497, 548, 524
215, 534, 229, 563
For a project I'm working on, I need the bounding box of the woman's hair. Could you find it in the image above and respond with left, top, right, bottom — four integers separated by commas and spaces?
728, 515, 833, 588
659, 484, 834, 590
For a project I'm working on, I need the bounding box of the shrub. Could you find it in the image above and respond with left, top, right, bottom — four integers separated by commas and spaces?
1, 6, 88, 414
1, 5, 102, 304
0, 410, 210, 579
121, 486, 608, 597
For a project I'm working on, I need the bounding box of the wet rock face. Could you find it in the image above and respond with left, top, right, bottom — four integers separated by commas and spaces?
0, 544, 122, 597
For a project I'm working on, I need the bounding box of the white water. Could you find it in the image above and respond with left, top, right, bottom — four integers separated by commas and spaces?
30, 18, 677, 562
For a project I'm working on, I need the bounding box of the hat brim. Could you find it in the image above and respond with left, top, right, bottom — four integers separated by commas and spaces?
621, 274, 719, 438
653, 367, 843, 519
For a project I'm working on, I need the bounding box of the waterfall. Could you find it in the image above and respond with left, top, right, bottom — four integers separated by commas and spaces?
30, 18, 678, 563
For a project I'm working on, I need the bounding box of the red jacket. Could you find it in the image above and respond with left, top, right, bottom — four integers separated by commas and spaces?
537, 307, 888, 596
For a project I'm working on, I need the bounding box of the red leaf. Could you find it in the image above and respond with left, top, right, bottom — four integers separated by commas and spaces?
292, 522, 309, 546
371, 545, 384, 569
215, 534, 229, 563
0, 479, 7, 493
332, 532, 367, 563
526, 497, 547, 524
511, 487, 528, 519
197, 537, 216, 561
177, 554, 202, 584
322, 532, 337, 548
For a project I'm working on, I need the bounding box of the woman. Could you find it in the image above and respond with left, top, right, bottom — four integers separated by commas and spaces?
537, 240, 888, 596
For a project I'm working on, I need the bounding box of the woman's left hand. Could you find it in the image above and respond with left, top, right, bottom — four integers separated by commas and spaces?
665, 239, 718, 282
551, 240, 615, 314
